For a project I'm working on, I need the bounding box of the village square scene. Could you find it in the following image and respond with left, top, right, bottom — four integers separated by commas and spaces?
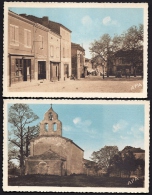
5, 101, 148, 189
6, 5, 145, 94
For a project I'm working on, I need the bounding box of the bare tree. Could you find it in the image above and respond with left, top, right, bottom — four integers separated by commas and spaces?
8, 104, 39, 175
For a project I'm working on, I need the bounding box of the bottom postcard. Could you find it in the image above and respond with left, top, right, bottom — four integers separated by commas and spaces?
3, 99, 149, 192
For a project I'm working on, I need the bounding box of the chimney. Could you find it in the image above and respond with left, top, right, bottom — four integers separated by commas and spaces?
42, 16, 49, 26
19, 14, 27, 17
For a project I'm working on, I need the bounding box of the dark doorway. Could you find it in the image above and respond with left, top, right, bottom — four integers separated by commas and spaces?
38, 61, 46, 80
50, 62, 59, 81
23, 59, 31, 81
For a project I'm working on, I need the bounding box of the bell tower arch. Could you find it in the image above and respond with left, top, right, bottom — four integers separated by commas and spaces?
39, 105, 62, 136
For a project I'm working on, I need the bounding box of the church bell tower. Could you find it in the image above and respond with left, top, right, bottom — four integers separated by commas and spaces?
39, 105, 62, 136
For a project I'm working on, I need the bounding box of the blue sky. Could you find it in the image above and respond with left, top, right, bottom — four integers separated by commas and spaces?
9, 7, 143, 58
8, 103, 145, 160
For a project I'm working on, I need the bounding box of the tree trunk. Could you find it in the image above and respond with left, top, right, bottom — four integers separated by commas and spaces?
20, 126, 24, 175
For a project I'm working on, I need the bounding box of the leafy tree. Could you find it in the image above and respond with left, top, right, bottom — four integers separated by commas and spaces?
91, 146, 118, 172
122, 24, 143, 77
89, 34, 122, 77
8, 104, 39, 175
109, 152, 124, 177
122, 151, 137, 177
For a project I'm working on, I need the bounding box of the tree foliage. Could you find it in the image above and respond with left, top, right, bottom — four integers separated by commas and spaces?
91, 146, 118, 171
109, 149, 145, 178
8, 104, 39, 175
89, 24, 143, 77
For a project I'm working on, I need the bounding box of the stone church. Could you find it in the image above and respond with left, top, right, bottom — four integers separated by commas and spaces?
25, 106, 84, 176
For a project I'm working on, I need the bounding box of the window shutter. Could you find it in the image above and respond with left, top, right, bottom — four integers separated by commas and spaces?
15, 26, 19, 45
28, 30, 31, 47
24, 29, 27, 46
10, 25, 14, 44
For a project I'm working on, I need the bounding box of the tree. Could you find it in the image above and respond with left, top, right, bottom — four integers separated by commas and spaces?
91, 146, 119, 172
89, 34, 122, 77
109, 152, 124, 177
8, 104, 39, 175
122, 24, 143, 77
122, 151, 137, 177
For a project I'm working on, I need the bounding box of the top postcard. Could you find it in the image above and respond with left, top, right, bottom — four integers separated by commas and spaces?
3, 2, 148, 98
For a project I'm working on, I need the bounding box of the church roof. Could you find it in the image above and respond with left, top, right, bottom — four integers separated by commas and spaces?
28, 149, 66, 161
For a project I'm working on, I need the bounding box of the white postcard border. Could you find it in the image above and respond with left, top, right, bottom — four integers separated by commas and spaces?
3, 99, 150, 192
3, 2, 148, 98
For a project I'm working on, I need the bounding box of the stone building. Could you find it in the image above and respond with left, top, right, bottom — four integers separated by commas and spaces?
33, 23, 49, 80
71, 43, 85, 79
109, 50, 143, 76
25, 106, 84, 175
20, 15, 72, 81
8, 11, 35, 86
8, 11, 72, 86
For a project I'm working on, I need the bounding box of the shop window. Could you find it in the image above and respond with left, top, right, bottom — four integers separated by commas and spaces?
15, 59, 22, 76
10, 24, 19, 46
24, 29, 31, 47
53, 123, 57, 131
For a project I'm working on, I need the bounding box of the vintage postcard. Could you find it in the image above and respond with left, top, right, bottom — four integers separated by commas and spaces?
3, 99, 149, 192
3, 2, 148, 98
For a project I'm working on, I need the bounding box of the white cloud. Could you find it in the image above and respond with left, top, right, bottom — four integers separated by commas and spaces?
113, 120, 128, 132
81, 15, 93, 26
102, 16, 119, 26
130, 124, 144, 138
73, 117, 96, 137
73, 117, 81, 125
63, 125, 72, 131
102, 16, 111, 25
120, 135, 128, 140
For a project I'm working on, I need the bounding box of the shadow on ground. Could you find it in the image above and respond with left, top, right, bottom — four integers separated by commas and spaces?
8, 175, 144, 187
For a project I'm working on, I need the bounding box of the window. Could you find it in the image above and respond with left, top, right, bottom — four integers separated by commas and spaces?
53, 123, 57, 131
39, 35, 43, 49
10, 24, 19, 46
15, 59, 22, 76
67, 49, 69, 58
24, 29, 31, 47
50, 45, 54, 57
45, 123, 48, 132
56, 47, 59, 58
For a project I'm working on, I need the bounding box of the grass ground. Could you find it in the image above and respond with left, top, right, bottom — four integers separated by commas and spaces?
8, 175, 144, 187
8, 76, 143, 93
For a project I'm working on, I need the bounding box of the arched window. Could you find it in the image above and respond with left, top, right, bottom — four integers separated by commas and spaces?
53, 123, 57, 131
45, 123, 48, 132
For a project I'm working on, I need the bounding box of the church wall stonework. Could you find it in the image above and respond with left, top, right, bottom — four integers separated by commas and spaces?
29, 136, 84, 175
26, 106, 84, 176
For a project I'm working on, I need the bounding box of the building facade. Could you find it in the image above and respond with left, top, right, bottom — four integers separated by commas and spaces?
48, 30, 61, 81
8, 11, 35, 86
34, 23, 49, 80
8, 11, 72, 86
109, 50, 143, 77
25, 106, 84, 175
71, 43, 85, 79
